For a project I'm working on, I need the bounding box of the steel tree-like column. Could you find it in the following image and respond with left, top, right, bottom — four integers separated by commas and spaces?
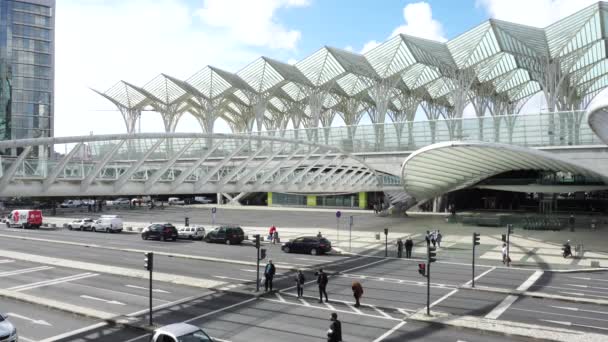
368, 76, 400, 151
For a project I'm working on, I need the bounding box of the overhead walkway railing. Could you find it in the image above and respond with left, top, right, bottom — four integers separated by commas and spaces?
255, 111, 602, 153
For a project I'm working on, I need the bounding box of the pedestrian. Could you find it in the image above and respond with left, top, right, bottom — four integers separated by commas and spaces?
317, 231, 323, 238
268, 225, 276, 241
273, 230, 279, 244
405, 236, 413, 258
501, 243, 509, 266
425, 230, 431, 246
436, 230, 442, 248
264, 260, 276, 292
431, 230, 437, 248
569, 214, 575, 232
295, 270, 306, 298
316, 268, 329, 303
327, 312, 342, 342
351, 281, 363, 307
396, 238, 403, 258
373, 204, 378, 214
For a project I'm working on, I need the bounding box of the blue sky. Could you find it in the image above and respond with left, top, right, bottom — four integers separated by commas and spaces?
55, 0, 600, 136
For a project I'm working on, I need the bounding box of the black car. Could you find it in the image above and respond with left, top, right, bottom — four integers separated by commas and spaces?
204, 226, 245, 245
141, 223, 178, 241
282, 236, 332, 255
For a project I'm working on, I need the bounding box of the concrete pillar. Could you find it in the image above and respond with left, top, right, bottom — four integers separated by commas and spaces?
358, 192, 367, 209
216, 193, 222, 205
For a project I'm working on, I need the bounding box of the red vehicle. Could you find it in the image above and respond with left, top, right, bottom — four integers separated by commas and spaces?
7, 209, 43, 229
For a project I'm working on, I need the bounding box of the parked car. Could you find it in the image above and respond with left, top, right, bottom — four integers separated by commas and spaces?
0, 313, 17, 342
91, 215, 123, 233
67, 218, 94, 231
168, 197, 185, 205
282, 236, 332, 255
60, 200, 83, 208
194, 196, 213, 204
142, 223, 178, 241
6, 209, 43, 229
150, 323, 212, 342
204, 225, 245, 245
107, 198, 130, 206
178, 225, 205, 240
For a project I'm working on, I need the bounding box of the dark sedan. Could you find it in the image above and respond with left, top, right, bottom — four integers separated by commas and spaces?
281, 236, 332, 255
141, 223, 178, 241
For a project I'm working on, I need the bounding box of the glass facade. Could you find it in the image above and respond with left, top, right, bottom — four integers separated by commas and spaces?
269, 192, 362, 209
0, 0, 54, 154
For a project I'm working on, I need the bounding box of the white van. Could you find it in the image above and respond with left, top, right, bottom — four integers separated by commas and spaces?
91, 215, 123, 233
168, 197, 185, 205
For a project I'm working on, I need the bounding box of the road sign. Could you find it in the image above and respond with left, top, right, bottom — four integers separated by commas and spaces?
336, 211, 341, 218
211, 207, 217, 214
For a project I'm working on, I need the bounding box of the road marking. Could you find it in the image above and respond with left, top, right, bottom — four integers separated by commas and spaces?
8, 272, 98, 292
325, 302, 336, 311
18, 337, 37, 342
275, 293, 286, 302
371, 321, 406, 342
213, 276, 251, 283
463, 266, 496, 286
7, 312, 52, 326
240, 269, 285, 275
339, 272, 457, 289
39, 322, 108, 342
0, 259, 14, 264
347, 303, 363, 314
517, 270, 543, 291
0, 265, 53, 277
260, 297, 401, 321
299, 298, 311, 306
430, 288, 459, 308
80, 294, 125, 305
513, 307, 608, 323
559, 291, 608, 299
570, 276, 608, 282
184, 297, 257, 323
125, 284, 170, 293
540, 319, 608, 331
565, 283, 608, 291
485, 269, 545, 319
372, 305, 392, 319
550, 305, 608, 315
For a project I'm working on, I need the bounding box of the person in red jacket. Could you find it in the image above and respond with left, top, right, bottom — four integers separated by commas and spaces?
352, 281, 363, 307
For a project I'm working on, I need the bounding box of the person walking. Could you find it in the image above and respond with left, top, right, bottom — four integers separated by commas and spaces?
405, 236, 413, 258
317, 231, 323, 238
569, 214, 575, 232
431, 230, 437, 248
425, 230, 431, 246
316, 268, 329, 303
268, 225, 277, 241
295, 270, 306, 298
273, 230, 280, 244
351, 281, 363, 307
327, 312, 342, 342
396, 238, 403, 258
264, 260, 276, 292
436, 230, 442, 248
501, 243, 510, 266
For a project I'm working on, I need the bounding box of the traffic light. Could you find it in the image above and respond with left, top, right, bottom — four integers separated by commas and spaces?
254, 234, 260, 249
384, 228, 389, 235
508, 224, 514, 234
144, 252, 153, 271
501, 234, 506, 242
418, 263, 426, 277
260, 248, 267, 260
428, 246, 437, 263
473, 233, 480, 246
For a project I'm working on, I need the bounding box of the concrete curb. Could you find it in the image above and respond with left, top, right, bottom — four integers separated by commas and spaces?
407, 310, 607, 342
551, 267, 606, 273
460, 285, 608, 306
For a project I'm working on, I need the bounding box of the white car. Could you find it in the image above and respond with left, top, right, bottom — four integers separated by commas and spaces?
178, 226, 205, 240
0, 313, 17, 342
107, 198, 130, 206
150, 323, 212, 342
168, 197, 185, 205
67, 218, 94, 231
91, 215, 123, 233
60, 200, 83, 208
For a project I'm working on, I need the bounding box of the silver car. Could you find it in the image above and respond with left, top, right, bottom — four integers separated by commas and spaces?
150, 323, 212, 342
177, 226, 205, 240
0, 313, 17, 342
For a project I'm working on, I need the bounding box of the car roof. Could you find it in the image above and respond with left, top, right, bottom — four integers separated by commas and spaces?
155, 323, 201, 336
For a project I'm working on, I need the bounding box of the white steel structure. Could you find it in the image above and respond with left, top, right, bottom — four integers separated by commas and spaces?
0, 133, 399, 198
95, 2, 608, 143
587, 100, 608, 144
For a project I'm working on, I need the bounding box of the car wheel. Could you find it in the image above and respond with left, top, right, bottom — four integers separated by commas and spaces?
225, 239, 231, 245
310, 248, 318, 256
284, 246, 291, 253
189, 235, 193, 240
68, 225, 73, 231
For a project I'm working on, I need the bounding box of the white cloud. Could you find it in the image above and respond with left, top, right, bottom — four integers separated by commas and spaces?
287, 58, 298, 65
476, 0, 598, 27
361, 1, 446, 53
195, 0, 309, 50
55, 0, 303, 137
344, 45, 354, 52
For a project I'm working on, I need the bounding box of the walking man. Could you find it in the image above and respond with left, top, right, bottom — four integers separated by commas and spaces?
569, 214, 575, 232
405, 236, 413, 258
436, 230, 442, 248
351, 281, 363, 307
431, 230, 437, 248
501, 243, 509, 266
396, 238, 403, 258
316, 268, 329, 303
295, 270, 306, 298
327, 312, 342, 342
264, 260, 276, 292
425, 230, 431, 246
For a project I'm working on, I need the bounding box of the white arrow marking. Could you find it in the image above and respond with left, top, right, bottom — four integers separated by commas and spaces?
569, 276, 608, 283
540, 319, 608, 331
550, 305, 608, 315
125, 284, 170, 293
80, 295, 125, 305
559, 291, 608, 299
566, 283, 608, 291
7, 312, 52, 326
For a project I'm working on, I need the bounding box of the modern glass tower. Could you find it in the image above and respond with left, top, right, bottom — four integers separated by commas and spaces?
0, 0, 54, 155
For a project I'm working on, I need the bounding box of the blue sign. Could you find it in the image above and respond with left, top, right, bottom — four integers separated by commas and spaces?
211, 207, 217, 214
336, 211, 341, 218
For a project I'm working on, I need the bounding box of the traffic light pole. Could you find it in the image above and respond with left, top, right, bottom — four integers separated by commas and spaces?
427, 245, 431, 316
255, 234, 260, 292
506, 224, 511, 267
144, 252, 154, 326
149, 261, 153, 326
472, 238, 476, 288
